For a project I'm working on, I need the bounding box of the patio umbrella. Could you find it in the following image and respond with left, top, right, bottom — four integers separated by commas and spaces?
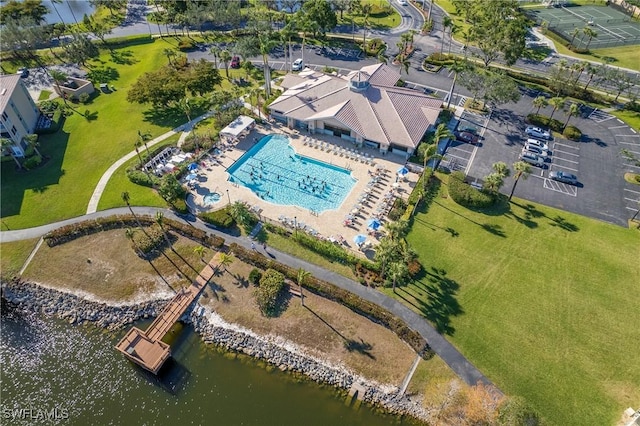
353, 234, 367, 245
397, 166, 409, 176
187, 162, 198, 171
367, 218, 381, 230
185, 173, 198, 181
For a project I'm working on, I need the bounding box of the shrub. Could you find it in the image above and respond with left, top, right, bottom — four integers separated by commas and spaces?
78, 92, 91, 104
526, 113, 563, 132
254, 268, 285, 316
198, 209, 235, 228
170, 197, 190, 214
388, 197, 408, 221
131, 224, 165, 255
23, 155, 42, 170
291, 232, 378, 271
448, 171, 496, 208
563, 125, 582, 141
126, 169, 156, 187
248, 268, 262, 286
177, 39, 195, 51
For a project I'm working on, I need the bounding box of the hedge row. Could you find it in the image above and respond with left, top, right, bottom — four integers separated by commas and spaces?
526, 114, 583, 140
228, 243, 430, 356
448, 171, 495, 208
290, 232, 378, 271
43, 214, 224, 249
198, 209, 235, 228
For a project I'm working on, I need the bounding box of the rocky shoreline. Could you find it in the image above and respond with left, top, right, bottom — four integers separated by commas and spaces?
1, 279, 431, 423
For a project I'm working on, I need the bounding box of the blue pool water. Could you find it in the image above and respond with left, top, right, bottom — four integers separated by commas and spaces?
203, 192, 221, 206
227, 134, 356, 212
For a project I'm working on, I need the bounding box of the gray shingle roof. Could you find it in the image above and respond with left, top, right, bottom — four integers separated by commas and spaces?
269, 64, 442, 149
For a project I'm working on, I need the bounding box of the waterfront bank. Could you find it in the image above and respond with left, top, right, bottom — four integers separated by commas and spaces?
1, 279, 432, 424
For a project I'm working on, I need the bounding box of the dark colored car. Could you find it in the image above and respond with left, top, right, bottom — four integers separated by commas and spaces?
230, 56, 241, 69
549, 171, 578, 185
17, 67, 29, 78
454, 131, 479, 145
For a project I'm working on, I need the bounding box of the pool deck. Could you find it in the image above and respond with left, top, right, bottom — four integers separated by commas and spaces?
186, 122, 418, 254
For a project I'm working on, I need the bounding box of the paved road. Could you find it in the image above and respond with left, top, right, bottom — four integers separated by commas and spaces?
0, 207, 496, 389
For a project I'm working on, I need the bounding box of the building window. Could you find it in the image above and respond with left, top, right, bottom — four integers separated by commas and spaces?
1, 111, 7, 121
10, 125, 17, 135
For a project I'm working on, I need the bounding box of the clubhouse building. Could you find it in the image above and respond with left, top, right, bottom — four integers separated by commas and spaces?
268, 63, 443, 157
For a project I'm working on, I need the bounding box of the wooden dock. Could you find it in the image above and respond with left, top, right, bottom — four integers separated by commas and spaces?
115, 252, 221, 374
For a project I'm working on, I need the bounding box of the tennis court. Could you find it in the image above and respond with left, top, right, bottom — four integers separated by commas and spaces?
528, 5, 640, 48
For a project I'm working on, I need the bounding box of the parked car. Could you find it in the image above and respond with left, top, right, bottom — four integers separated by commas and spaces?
523, 144, 549, 158
458, 125, 478, 135
398, 0, 408, 5
292, 58, 304, 71
230, 56, 241, 69
16, 67, 29, 78
454, 131, 479, 145
549, 170, 578, 185
526, 138, 549, 151
525, 126, 551, 140
519, 152, 545, 167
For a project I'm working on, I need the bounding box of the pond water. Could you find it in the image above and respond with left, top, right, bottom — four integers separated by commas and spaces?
0, 302, 414, 425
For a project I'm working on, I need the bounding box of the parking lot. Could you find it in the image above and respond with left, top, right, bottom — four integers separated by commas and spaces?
465, 94, 639, 227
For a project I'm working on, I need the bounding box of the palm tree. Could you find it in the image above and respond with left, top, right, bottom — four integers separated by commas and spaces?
296, 268, 310, 306
49, 69, 69, 105
583, 63, 599, 91
124, 227, 144, 257
219, 49, 232, 78
23, 134, 41, 157
399, 55, 411, 75
193, 245, 207, 263
377, 52, 387, 64
163, 48, 176, 67
569, 27, 582, 47
280, 23, 296, 72
386, 219, 409, 242
209, 46, 220, 69
138, 130, 152, 160
249, 86, 262, 119
0, 137, 22, 169
508, 161, 531, 201
492, 161, 511, 179
217, 252, 234, 273
582, 27, 597, 50
563, 103, 580, 130
229, 201, 251, 227
441, 16, 452, 54
361, 4, 373, 48
548, 97, 565, 122
483, 173, 505, 194
155, 211, 173, 251
418, 142, 441, 190
446, 59, 467, 109
533, 96, 547, 115
388, 261, 408, 293
134, 141, 144, 166
122, 191, 146, 232
374, 237, 396, 279
257, 32, 279, 98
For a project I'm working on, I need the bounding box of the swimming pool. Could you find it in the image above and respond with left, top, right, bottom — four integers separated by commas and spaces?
227, 134, 356, 212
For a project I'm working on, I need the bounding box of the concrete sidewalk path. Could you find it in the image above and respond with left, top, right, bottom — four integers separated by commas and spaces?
85, 111, 214, 214
1, 206, 497, 391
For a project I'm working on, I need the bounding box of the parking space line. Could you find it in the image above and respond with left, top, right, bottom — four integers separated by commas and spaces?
632, 129, 637, 134
608, 125, 628, 129
549, 164, 577, 171
553, 142, 579, 150
626, 163, 640, 170
624, 197, 640, 203
615, 134, 640, 137
553, 157, 579, 164
553, 149, 579, 157
543, 179, 578, 196
619, 141, 640, 146
624, 188, 640, 195
626, 206, 639, 211
445, 154, 470, 162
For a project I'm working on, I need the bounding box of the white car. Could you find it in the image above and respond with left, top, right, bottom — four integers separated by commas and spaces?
525, 126, 551, 140
519, 152, 545, 167
292, 58, 304, 71
523, 145, 549, 158
526, 138, 549, 151
398, 0, 408, 5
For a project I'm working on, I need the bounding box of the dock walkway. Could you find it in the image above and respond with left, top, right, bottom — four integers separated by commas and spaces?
115, 252, 221, 374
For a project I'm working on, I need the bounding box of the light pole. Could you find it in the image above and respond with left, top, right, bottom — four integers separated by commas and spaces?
294, 216, 297, 236
226, 189, 230, 205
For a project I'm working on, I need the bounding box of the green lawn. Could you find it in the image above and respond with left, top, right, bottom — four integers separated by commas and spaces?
0, 38, 199, 230
391, 175, 640, 425
0, 238, 40, 278
612, 109, 640, 131
338, 0, 401, 29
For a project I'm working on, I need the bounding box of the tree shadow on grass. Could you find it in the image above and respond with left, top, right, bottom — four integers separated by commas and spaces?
305, 305, 375, 359
399, 267, 463, 336
433, 200, 508, 238
549, 215, 579, 232
110, 49, 137, 65
510, 202, 578, 232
